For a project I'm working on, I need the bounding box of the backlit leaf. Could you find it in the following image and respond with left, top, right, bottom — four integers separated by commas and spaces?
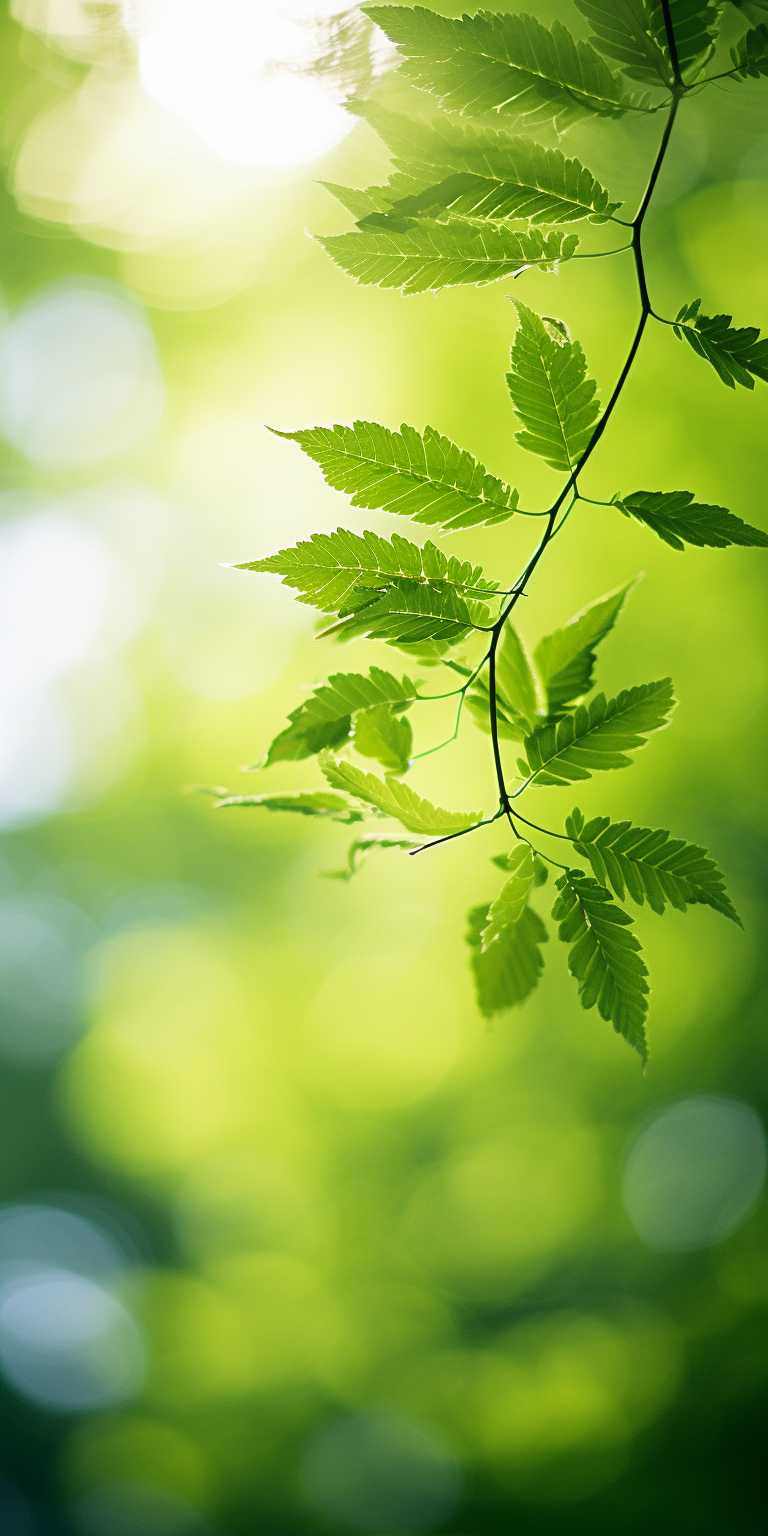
552, 870, 648, 1060
364, 6, 638, 126
523, 678, 675, 786
507, 303, 600, 473
318, 219, 578, 294
467, 901, 548, 1017
565, 808, 741, 922
257, 668, 418, 768
616, 490, 768, 549
319, 751, 482, 835
674, 300, 768, 389
353, 703, 413, 773
534, 579, 637, 713
481, 843, 536, 950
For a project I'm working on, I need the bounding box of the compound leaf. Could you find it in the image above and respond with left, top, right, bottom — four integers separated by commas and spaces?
364, 7, 637, 127
552, 870, 649, 1060
353, 703, 413, 773
616, 490, 768, 549
214, 790, 364, 822
467, 902, 549, 1017
507, 303, 600, 473
565, 808, 740, 922
481, 844, 536, 950
574, 0, 672, 84
523, 679, 675, 786
321, 578, 492, 645
319, 751, 482, 835
349, 102, 622, 223
318, 219, 578, 295
534, 579, 638, 713
730, 19, 768, 73
674, 300, 768, 389
258, 668, 418, 768
266, 423, 519, 534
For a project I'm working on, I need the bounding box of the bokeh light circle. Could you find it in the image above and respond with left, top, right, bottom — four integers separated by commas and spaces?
0, 1269, 145, 1412
0, 281, 163, 468
299, 1410, 463, 1532
622, 1096, 767, 1252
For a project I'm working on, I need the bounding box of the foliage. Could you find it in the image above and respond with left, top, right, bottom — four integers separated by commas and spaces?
213, 0, 768, 1062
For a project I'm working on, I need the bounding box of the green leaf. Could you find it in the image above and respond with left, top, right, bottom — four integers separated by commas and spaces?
467, 902, 548, 1018
665, 0, 722, 77
574, 0, 672, 84
523, 678, 675, 786
214, 791, 364, 822
729, 0, 768, 24
258, 668, 419, 768
266, 423, 518, 534
363, 7, 638, 127
506, 303, 600, 473
353, 703, 413, 773
730, 20, 768, 74
241, 524, 499, 616
318, 219, 578, 295
319, 751, 483, 836
466, 624, 543, 741
565, 808, 741, 923
552, 871, 649, 1061
674, 301, 768, 389
348, 103, 622, 224
481, 844, 536, 950
616, 490, 768, 549
534, 579, 638, 713
320, 578, 492, 646
321, 834, 418, 880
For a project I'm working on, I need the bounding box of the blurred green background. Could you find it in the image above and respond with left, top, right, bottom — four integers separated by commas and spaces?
0, 3, 766, 1534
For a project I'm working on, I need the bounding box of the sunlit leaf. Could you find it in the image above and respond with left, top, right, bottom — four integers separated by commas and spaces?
523, 678, 675, 786
565, 807, 741, 922
364, 6, 638, 126
467, 901, 548, 1017
552, 869, 649, 1060
353, 703, 413, 773
481, 844, 536, 950
506, 303, 600, 473
534, 579, 638, 713
318, 219, 578, 295
320, 751, 482, 835
616, 490, 768, 549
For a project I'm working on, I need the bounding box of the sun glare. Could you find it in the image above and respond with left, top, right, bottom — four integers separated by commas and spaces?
127, 0, 359, 171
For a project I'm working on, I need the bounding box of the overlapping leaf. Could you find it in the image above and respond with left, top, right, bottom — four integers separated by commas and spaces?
522, 678, 675, 786
507, 303, 600, 473
566, 808, 741, 922
574, 0, 672, 84
267, 423, 519, 533
466, 625, 542, 740
616, 490, 768, 549
321, 578, 492, 646
363, 6, 637, 126
213, 790, 363, 822
576, 0, 720, 83
730, 21, 768, 75
318, 220, 578, 295
674, 300, 768, 389
258, 668, 418, 768
481, 844, 536, 950
552, 870, 649, 1060
319, 751, 482, 835
467, 902, 548, 1017
534, 579, 637, 712
344, 103, 622, 224
353, 703, 413, 773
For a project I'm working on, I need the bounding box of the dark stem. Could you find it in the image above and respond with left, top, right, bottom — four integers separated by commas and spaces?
484, 89, 681, 829
659, 0, 684, 88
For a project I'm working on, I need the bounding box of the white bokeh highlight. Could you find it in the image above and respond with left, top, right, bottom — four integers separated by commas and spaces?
0, 281, 163, 468
622, 1096, 767, 1253
128, 0, 360, 170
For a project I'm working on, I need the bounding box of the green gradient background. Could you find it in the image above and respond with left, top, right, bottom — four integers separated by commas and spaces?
1, 3, 766, 1533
